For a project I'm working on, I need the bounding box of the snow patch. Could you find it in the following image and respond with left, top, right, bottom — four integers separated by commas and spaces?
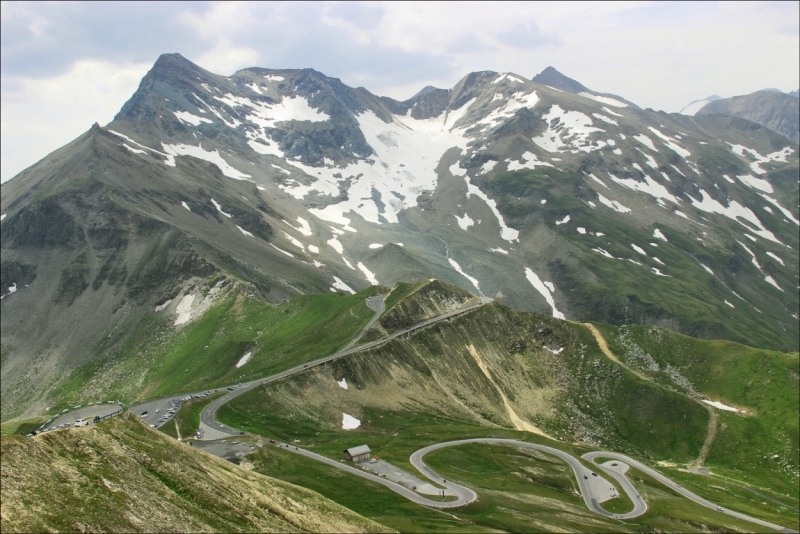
162, 143, 251, 180
357, 262, 378, 285
524, 268, 564, 319
688, 189, 781, 244
631, 244, 647, 256
587, 173, 609, 189
702, 400, 744, 413
592, 248, 616, 259
577, 227, 586, 234
532, 105, 605, 154
653, 228, 668, 241
270, 244, 295, 258
489, 247, 508, 254
633, 134, 658, 152
597, 193, 631, 213
277, 232, 301, 250
173, 111, 213, 126
237, 225, 254, 237
210, 198, 233, 218
448, 258, 480, 291
236, 352, 252, 368
284, 98, 477, 228
368, 243, 383, 249
555, 215, 571, 225
766, 251, 785, 266
337, 378, 348, 390
181, 201, 191, 211
648, 127, 690, 158
736, 174, 773, 194
578, 92, 627, 107
342, 413, 361, 430
464, 173, 519, 241
308, 245, 319, 254
764, 276, 782, 292
759, 194, 799, 226
455, 213, 474, 230
607, 172, 679, 205
506, 151, 553, 171
331, 277, 356, 294
284, 216, 313, 236
327, 237, 344, 254
592, 113, 618, 125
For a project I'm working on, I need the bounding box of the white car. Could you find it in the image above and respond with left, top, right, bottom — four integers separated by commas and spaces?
74, 419, 89, 427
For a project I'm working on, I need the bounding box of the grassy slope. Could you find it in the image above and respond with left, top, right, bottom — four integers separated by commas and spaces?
44, 283, 379, 412
594, 322, 799, 498
0, 412, 383, 533
483, 167, 798, 352
217, 295, 797, 530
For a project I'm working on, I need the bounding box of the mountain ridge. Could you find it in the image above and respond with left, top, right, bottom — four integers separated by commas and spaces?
1, 53, 798, 420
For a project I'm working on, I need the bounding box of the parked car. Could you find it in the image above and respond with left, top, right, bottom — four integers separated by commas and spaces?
74, 419, 89, 427
269, 439, 276, 444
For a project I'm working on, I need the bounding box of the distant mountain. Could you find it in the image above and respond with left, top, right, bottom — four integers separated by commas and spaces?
1, 54, 797, 418
409, 85, 441, 100
789, 89, 799, 98
531, 66, 639, 109
696, 90, 799, 142
679, 95, 722, 116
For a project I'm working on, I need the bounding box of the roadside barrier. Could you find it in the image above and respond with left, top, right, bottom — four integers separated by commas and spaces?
35, 400, 126, 434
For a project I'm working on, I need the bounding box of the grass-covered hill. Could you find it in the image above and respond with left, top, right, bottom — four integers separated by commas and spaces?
215, 282, 798, 531
0, 412, 384, 533
42, 283, 381, 414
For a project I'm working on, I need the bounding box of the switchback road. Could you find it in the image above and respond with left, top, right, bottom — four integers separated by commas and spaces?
132, 294, 797, 531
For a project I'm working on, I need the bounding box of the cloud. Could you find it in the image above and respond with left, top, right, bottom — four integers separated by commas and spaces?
326, 2, 385, 30
495, 21, 559, 49
195, 40, 260, 74
1, 59, 149, 182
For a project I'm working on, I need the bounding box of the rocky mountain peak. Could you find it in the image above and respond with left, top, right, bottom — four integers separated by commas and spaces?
532, 66, 589, 94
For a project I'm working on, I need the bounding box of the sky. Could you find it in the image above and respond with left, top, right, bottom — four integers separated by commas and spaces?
2, 1, 798, 183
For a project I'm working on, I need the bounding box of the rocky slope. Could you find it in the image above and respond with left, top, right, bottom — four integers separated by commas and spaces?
695, 90, 800, 142
1, 53, 798, 419
0, 412, 384, 533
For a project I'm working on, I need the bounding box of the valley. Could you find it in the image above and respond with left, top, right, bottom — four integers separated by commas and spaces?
1, 50, 798, 533
122, 281, 796, 532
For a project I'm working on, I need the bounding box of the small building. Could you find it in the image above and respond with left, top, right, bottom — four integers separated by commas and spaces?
344, 444, 371, 463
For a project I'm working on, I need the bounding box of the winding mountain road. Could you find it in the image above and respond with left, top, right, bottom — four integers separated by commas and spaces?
132, 295, 797, 531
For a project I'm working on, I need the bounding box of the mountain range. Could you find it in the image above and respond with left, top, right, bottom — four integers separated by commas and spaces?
1, 53, 798, 419
681, 89, 799, 142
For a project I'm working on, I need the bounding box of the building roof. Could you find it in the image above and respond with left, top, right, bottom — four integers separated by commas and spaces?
345, 444, 371, 456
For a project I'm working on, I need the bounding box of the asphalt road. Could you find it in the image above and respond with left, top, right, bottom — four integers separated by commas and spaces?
410, 438, 643, 517
130, 293, 798, 530
197, 294, 489, 440
584, 452, 797, 533
46, 404, 122, 429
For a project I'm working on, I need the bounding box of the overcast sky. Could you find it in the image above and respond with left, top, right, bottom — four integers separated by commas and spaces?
2, 1, 798, 183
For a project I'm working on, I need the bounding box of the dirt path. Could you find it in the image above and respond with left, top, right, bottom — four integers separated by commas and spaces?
583, 323, 649, 381
465, 344, 553, 439
583, 323, 719, 468
690, 406, 718, 468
